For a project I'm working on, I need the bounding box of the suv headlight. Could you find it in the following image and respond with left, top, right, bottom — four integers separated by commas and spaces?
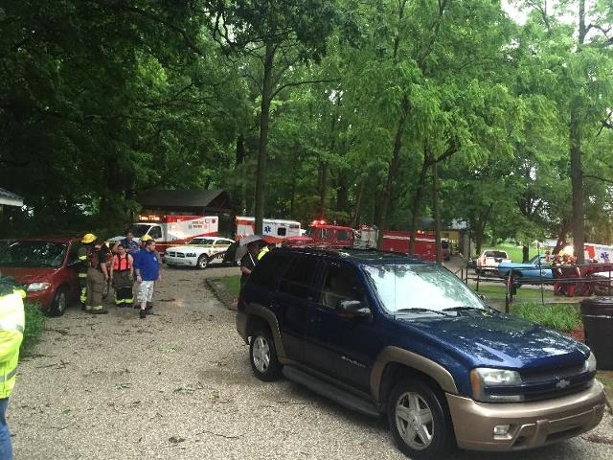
585, 352, 597, 373
470, 368, 523, 402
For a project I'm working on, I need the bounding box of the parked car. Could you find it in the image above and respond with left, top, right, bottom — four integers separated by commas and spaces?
497, 254, 553, 282
475, 249, 511, 274
164, 236, 234, 269
237, 247, 605, 459
0, 237, 81, 316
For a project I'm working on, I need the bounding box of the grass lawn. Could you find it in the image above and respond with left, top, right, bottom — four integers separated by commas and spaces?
220, 275, 241, 297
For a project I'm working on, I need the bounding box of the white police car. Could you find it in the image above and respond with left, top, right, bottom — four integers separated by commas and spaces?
164, 237, 234, 269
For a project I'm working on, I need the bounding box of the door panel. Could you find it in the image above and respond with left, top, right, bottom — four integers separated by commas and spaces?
304, 262, 380, 392
275, 256, 322, 364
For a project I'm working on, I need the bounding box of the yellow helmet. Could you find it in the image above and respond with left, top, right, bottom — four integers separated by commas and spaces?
140, 234, 152, 242
81, 233, 97, 244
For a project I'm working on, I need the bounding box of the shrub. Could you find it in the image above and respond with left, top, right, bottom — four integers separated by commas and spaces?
21, 302, 46, 355
510, 302, 580, 332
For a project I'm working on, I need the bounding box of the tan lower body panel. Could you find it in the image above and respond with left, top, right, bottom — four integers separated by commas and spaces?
447, 380, 606, 451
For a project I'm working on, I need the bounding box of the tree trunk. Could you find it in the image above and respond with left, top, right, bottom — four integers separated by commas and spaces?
570, 0, 587, 264
317, 161, 327, 217
254, 43, 275, 234
570, 101, 584, 263
433, 161, 441, 264
409, 154, 430, 255
377, 97, 408, 246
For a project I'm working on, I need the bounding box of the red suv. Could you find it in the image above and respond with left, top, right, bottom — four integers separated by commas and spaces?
0, 236, 81, 316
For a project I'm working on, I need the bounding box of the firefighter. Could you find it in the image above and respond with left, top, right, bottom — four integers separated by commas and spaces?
82, 233, 109, 314
0, 275, 25, 459
78, 233, 97, 308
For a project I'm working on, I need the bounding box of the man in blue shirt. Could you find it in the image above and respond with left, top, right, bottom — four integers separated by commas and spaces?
114, 232, 139, 254
132, 239, 161, 319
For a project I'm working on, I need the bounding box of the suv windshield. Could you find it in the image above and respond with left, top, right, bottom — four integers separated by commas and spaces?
363, 263, 487, 315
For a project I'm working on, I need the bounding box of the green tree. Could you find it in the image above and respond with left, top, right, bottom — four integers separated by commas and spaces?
204, 0, 339, 233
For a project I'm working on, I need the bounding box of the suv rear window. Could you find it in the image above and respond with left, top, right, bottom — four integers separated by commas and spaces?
278, 256, 319, 298
249, 252, 290, 288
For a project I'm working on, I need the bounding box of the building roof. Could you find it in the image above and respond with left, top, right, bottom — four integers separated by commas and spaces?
0, 187, 24, 207
137, 189, 232, 214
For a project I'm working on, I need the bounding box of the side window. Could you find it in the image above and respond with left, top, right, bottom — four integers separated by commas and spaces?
278, 257, 320, 298
249, 253, 289, 289
67, 242, 81, 266
277, 227, 287, 237
149, 226, 162, 239
337, 230, 351, 242
320, 262, 365, 309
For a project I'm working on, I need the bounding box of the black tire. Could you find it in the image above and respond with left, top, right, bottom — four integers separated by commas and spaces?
197, 254, 209, 270
387, 378, 455, 460
249, 328, 282, 381
47, 285, 69, 317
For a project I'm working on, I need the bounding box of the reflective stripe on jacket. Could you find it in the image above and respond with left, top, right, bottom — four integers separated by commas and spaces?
0, 290, 25, 398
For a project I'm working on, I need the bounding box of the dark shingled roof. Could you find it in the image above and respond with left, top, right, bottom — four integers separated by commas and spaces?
137, 189, 232, 214
0, 187, 24, 207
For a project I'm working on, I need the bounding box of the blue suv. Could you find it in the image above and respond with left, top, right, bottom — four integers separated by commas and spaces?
236, 248, 605, 459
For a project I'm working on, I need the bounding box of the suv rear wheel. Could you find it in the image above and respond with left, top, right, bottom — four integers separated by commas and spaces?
387, 379, 455, 460
249, 328, 282, 381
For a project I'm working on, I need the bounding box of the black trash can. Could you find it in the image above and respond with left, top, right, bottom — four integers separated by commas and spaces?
580, 297, 613, 370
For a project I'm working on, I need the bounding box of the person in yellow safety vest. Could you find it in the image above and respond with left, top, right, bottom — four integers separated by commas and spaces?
83, 233, 109, 314
78, 233, 97, 308
0, 275, 25, 460
257, 241, 276, 260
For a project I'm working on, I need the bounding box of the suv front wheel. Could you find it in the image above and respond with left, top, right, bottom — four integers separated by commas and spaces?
249, 328, 282, 381
387, 379, 455, 460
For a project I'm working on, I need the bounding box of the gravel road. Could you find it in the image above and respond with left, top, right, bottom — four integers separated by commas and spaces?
10, 265, 613, 460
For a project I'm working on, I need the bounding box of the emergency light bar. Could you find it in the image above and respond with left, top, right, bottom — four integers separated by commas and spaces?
138, 214, 161, 222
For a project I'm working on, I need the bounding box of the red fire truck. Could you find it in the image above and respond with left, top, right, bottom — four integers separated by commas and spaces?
380, 230, 438, 262
282, 220, 354, 249
283, 220, 438, 262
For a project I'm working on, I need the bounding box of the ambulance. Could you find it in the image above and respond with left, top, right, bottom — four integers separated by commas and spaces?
111, 214, 219, 255
235, 216, 301, 243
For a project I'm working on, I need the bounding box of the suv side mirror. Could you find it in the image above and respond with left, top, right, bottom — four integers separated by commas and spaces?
338, 300, 372, 318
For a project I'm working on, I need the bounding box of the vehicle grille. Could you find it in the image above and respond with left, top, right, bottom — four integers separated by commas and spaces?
166, 251, 185, 258
484, 363, 595, 402
520, 364, 593, 402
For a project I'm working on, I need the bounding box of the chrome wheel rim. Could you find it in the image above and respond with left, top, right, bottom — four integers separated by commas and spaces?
252, 336, 271, 373
198, 256, 207, 269
395, 391, 434, 450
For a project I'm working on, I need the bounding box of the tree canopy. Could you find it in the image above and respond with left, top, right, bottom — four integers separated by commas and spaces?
1, 0, 612, 256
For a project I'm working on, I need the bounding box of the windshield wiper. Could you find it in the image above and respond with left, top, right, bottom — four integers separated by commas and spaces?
394, 308, 449, 316
442, 306, 483, 312
442, 306, 492, 316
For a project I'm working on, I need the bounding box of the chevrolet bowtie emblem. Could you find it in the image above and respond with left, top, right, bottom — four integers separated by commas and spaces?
556, 378, 570, 389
